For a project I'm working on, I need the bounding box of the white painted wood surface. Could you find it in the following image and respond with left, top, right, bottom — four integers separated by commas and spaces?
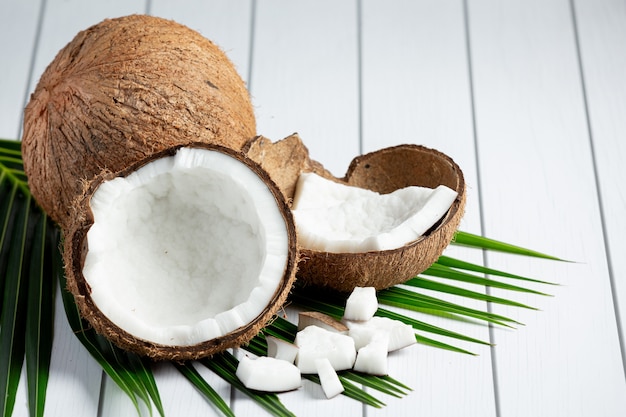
1, 0, 625, 416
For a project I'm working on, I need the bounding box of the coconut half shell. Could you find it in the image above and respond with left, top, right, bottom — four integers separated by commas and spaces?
64, 143, 297, 361
246, 134, 466, 292
22, 15, 256, 228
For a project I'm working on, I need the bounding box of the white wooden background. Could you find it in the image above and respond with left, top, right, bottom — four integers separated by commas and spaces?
1, 0, 626, 416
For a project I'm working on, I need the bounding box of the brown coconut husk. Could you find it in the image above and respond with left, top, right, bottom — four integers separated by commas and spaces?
243, 133, 334, 201
246, 134, 466, 292
63, 143, 298, 361
22, 15, 256, 228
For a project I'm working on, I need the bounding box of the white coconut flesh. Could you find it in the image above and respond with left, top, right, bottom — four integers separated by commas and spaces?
292, 172, 458, 253
315, 358, 344, 399
294, 325, 357, 373
236, 356, 302, 392
343, 286, 378, 322
82, 147, 290, 346
266, 335, 299, 363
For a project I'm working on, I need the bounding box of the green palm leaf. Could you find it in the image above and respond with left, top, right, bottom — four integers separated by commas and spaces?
57, 253, 164, 417
379, 286, 520, 326
403, 277, 543, 307
126, 354, 165, 417
306, 374, 386, 408
0, 137, 561, 417
0, 190, 32, 417
25, 213, 55, 417
174, 362, 235, 417
423, 262, 553, 293
341, 371, 409, 398
435, 255, 557, 285
1, 138, 55, 417
453, 231, 565, 261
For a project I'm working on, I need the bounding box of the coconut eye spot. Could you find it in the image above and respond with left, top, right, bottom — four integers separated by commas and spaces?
82, 147, 289, 347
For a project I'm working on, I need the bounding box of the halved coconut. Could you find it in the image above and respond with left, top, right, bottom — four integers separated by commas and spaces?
63, 144, 297, 361
22, 15, 256, 228
246, 134, 466, 292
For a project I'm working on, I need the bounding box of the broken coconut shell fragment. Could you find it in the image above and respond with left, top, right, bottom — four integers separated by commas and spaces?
246, 134, 466, 292
63, 144, 298, 361
22, 14, 256, 228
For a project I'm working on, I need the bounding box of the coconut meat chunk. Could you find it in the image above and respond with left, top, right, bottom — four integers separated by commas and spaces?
291, 172, 458, 253
236, 355, 302, 392
82, 147, 290, 347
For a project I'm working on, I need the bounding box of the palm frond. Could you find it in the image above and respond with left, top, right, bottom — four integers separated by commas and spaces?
403, 277, 544, 306
452, 231, 565, 261
423, 262, 554, 293
0, 138, 561, 417
0, 138, 55, 417
174, 362, 235, 417
435, 255, 557, 285
57, 253, 164, 417
25, 213, 56, 417
0, 190, 32, 417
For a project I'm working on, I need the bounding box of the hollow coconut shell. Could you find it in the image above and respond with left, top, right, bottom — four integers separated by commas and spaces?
22, 14, 256, 228
246, 134, 466, 292
63, 143, 298, 361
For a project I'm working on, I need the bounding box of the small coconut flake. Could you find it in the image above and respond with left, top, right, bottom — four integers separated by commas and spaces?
343, 287, 378, 322
292, 172, 458, 253
315, 358, 344, 399
294, 325, 356, 373
236, 356, 302, 392
345, 317, 416, 352
353, 334, 389, 376
298, 311, 348, 333
266, 335, 299, 363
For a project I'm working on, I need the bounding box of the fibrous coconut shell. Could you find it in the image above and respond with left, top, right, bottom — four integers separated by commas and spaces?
22, 14, 256, 227
63, 143, 298, 361
246, 134, 466, 292
243, 133, 334, 201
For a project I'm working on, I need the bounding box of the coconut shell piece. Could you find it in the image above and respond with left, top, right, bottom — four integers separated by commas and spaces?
63, 143, 298, 361
22, 15, 256, 228
246, 135, 466, 292
297, 311, 349, 333
299, 144, 466, 291
243, 133, 334, 202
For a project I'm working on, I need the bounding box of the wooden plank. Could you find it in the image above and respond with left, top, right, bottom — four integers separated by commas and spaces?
11, 288, 105, 417
16, 2, 149, 417
247, 0, 362, 415
25, 0, 148, 102
250, 0, 361, 177
573, 0, 626, 359
467, 0, 626, 416
0, 0, 41, 139
361, 1, 497, 416
42, 287, 106, 417
137, 3, 255, 415
149, 0, 253, 83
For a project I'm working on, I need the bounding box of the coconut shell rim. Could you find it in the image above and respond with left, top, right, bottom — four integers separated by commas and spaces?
296, 143, 467, 291
304, 143, 465, 256
64, 142, 298, 361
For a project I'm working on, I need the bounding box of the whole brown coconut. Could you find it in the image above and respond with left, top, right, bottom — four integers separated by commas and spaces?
64, 143, 298, 361
22, 15, 256, 227
246, 134, 466, 292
